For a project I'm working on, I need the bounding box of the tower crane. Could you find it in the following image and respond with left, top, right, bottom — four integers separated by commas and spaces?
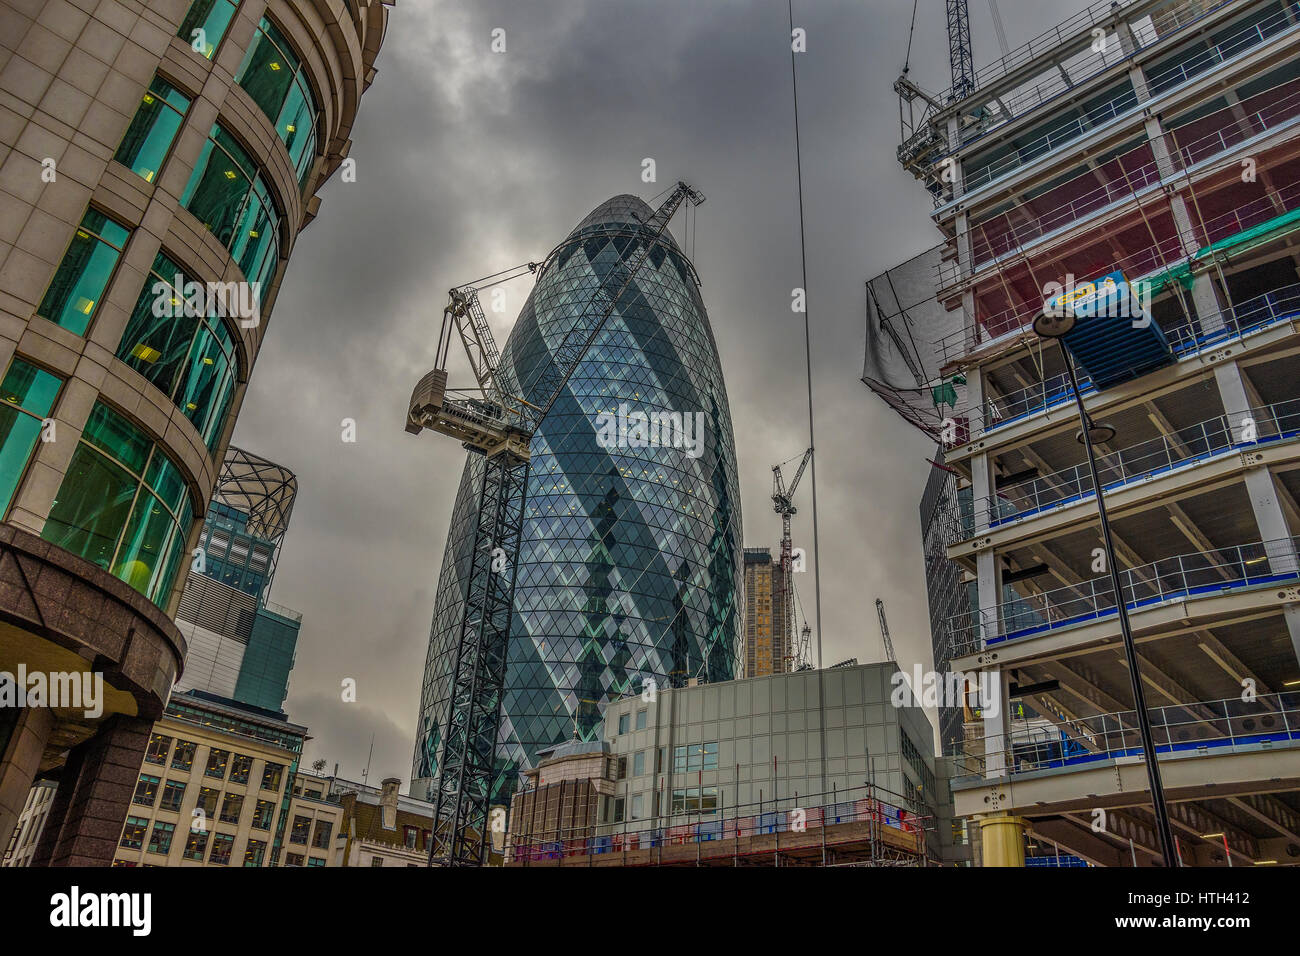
876, 598, 897, 662
772, 448, 812, 671
406, 182, 706, 867
894, 0, 978, 195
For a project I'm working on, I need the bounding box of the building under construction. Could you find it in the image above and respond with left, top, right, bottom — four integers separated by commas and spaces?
743, 548, 789, 677
866, 0, 1300, 865
504, 662, 968, 867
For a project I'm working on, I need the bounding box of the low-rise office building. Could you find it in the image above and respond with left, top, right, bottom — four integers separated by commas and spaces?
110, 690, 338, 867
507, 662, 968, 866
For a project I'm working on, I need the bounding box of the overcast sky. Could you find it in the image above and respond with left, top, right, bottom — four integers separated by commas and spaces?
228, 0, 1081, 784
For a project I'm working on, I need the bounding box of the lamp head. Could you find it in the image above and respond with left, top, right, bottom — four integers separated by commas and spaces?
1077, 420, 1117, 445
1033, 307, 1076, 338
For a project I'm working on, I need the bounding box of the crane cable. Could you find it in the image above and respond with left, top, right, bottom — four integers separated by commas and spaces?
904, 0, 919, 73
788, 0, 823, 672
989, 0, 1010, 56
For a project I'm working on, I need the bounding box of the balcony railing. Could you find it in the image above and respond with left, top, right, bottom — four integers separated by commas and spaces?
964, 90, 1141, 193
956, 2, 1292, 193
968, 85, 1300, 269
942, 0, 1226, 126
933, 231, 1189, 348
940, 84, 1300, 296
942, 0, 1143, 104
948, 691, 1300, 778
972, 162, 1165, 266
1144, 2, 1299, 97
937, 277, 1300, 452
942, 537, 1300, 658
946, 399, 1300, 545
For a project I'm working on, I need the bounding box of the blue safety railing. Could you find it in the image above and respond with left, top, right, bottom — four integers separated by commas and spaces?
947, 399, 1300, 545
957, 282, 1300, 444
950, 692, 1300, 779
943, 537, 1300, 657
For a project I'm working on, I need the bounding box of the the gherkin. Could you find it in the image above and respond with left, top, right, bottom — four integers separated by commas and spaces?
411, 195, 742, 800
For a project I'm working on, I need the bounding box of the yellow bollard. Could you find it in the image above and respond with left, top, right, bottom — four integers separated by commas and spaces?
978, 814, 1027, 867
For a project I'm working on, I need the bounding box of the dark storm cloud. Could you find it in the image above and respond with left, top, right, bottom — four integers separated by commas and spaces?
230, 0, 1083, 775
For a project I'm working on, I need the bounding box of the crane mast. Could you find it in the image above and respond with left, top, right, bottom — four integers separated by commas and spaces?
406, 182, 705, 866
772, 448, 812, 672
946, 0, 974, 101
876, 597, 897, 662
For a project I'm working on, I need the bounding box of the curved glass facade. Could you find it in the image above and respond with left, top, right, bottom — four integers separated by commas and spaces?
180, 125, 281, 294
43, 402, 194, 605
235, 16, 319, 189
113, 76, 191, 185
117, 251, 239, 452
36, 208, 130, 336
412, 195, 742, 795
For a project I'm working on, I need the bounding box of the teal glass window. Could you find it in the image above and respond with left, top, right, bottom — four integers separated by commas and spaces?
118, 252, 238, 451
180, 126, 281, 292
0, 358, 61, 518
178, 0, 239, 60
35, 209, 130, 335
43, 403, 194, 606
252, 799, 275, 829
133, 774, 160, 807
159, 780, 186, 812
235, 17, 320, 188
171, 739, 196, 770
113, 76, 191, 183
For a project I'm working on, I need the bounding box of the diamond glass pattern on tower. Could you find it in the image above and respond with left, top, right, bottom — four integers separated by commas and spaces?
412, 195, 742, 800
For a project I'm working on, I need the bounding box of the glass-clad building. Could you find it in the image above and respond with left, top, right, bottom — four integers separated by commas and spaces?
174, 447, 302, 714
412, 195, 742, 799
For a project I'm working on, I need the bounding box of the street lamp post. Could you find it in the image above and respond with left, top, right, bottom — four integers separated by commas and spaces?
1032, 308, 1179, 868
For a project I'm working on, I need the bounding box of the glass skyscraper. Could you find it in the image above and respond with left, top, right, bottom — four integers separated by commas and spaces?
412, 195, 742, 798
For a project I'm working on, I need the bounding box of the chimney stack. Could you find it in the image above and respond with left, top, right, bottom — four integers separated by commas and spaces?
380, 777, 400, 830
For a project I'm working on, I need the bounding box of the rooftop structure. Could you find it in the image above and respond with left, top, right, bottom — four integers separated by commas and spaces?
313, 774, 438, 867
174, 445, 302, 712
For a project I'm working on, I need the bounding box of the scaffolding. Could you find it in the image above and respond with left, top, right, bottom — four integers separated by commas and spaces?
504, 779, 934, 868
